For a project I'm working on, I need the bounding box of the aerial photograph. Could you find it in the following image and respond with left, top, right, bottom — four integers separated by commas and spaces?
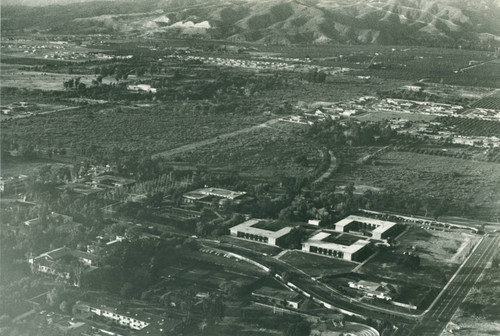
0, 0, 499, 335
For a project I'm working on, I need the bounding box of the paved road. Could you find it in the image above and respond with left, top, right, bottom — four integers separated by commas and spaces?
404, 234, 499, 336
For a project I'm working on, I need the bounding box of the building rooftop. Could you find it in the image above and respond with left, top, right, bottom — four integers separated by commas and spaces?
184, 187, 247, 200
335, 215, 397, 234
230, 219, 294, 239
305, 232, 370, 254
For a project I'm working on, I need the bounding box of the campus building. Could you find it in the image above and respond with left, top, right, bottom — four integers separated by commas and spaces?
183, 187, 247, 204
75, 301, 149, 331
252, 286, 303, 309
29, 247, 99, 286
302, 232, 372, 262
74, 300, 183, 335
334, 215, 398, 240
229, 219, 295, 246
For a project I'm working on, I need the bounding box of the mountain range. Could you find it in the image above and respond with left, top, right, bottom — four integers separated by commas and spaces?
2, 0, 500, 47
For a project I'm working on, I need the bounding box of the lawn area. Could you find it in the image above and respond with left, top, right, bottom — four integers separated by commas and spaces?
335, 150, 500, 220
178, 122, 323, 179
280, 250, 356, 277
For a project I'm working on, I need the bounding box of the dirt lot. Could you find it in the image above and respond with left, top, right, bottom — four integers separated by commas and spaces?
396, 227, 480, 265
359, 226, 477, 289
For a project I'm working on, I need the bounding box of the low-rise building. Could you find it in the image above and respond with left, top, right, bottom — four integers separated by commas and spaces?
334, 215, 398, 240
0, 174, 28, 194
29, 247, 98, 286
74, 300, 182, 335
252, 286, 303, 309
229, 219, 295, 246
127, 84, 157, 93
302, 232, 371, 262
24, 212, 74, 227
183, 187, 247, 204
348, 280, 394, 301
91, 175, 136, 189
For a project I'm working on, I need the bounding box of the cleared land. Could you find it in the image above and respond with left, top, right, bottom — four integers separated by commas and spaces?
358, 227, 477, 288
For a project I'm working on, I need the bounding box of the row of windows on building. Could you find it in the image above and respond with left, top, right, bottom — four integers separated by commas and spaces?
237, 232, 269, 243
309, 246, 345, 259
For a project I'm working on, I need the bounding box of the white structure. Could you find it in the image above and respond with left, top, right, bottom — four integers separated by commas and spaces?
229, 219, 294, 246
183, 187, 247, 203
127, 84, 157, 93
348, 280, 393, 301
308, 219, 321, 226
302, 232, 371, 262
335, 215, 397, 240
75, 301, 149, 330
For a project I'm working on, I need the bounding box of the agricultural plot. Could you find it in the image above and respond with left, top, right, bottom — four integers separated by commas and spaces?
436, 116, 500, 137
470, 91, 500, 110
1, 102, 270, 158
364, 50, 499, 88
178, 123, 323, 179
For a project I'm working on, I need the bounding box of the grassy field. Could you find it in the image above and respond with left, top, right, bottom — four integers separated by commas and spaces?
177, 122, 322, 179
334, 150, 500, 219
280, 250, 356, 277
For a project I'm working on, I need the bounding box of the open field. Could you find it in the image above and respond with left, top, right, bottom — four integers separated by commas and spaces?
280, 250, 357, 277
395, 227, 480, 265
358, 226, 477, 289
177, 122, 322, 179
334, 150, 500, 219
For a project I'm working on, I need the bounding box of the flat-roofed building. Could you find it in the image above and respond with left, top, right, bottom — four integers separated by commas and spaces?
252, 286, 303, 309
334, 215, 398, 240
183, 187, 247, 204
302, 232, 371, 262
229, 219, 295, 246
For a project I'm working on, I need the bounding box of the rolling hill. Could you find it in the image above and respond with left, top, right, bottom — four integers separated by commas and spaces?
2, 0, 500, 47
